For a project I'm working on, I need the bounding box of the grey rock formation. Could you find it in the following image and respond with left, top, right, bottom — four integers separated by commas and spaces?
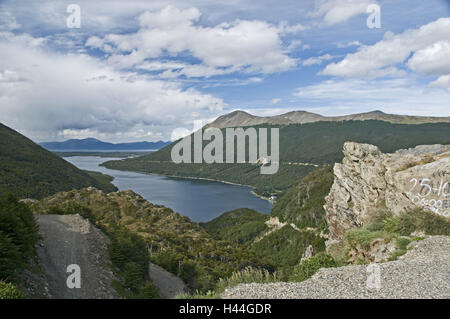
324, 142, 450, 244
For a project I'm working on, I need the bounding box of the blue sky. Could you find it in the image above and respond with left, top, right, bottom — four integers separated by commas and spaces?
0, 0, 449, 142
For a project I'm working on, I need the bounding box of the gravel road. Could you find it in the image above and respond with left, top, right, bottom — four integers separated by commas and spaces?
25, 214, 118, 299
222, 236, 450, 299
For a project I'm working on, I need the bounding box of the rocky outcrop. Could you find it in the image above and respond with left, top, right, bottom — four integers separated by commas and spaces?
324, 142, 450, 243
347, 238, 397, 263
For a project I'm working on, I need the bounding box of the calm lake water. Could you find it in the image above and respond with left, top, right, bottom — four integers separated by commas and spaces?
64, 156, 272, 222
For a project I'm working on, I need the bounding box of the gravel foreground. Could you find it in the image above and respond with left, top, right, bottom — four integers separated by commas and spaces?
222, 236, 450, 299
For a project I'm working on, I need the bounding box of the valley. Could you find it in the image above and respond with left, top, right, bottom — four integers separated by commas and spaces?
1, 115, 449, 300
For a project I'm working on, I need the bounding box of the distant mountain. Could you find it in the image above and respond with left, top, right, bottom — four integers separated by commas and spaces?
206, 110, 450, 128
40, 138, 170, 151
0, 123, 117, 199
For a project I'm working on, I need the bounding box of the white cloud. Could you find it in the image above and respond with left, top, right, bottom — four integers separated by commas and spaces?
407, 41, 450, 76
322, 18, 450, 81
302, 53, 333, 66
278, 21, 309, 34
0, 32, 226, 142
293, 78, 450, 116
270, 98, 281, 104
337, 40, 361, 48
430, 75, 450, 92
311, 0, 374, 26
87, 5, 298, 76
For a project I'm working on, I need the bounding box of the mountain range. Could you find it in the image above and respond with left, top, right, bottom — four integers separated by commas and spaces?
206, 110, 450, 129
40, 138, 170, 151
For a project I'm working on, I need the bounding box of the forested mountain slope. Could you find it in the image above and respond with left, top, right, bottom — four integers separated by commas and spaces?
103, 120, 450, 197
0, 123, 117, 199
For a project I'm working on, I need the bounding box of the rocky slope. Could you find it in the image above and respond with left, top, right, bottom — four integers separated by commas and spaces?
20, 214, 118, 299
206, 110, 450, 129
324, 142, 450, 243
222, 236, 450, 299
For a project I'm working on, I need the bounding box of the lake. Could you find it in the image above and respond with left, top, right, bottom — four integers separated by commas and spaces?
64, 156, 273, 222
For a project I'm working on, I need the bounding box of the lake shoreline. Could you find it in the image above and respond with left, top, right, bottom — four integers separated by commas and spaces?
63, 156, 273, 221
101, 165, 274, 203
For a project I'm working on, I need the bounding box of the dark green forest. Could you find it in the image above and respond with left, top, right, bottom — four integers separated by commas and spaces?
0, 194, 38, 298
0, 123, 117, 199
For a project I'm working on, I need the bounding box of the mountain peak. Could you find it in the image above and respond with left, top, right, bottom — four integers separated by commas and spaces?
206, 109, 449, 129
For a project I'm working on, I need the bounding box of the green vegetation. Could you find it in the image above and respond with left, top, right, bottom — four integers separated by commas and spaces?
108, 227, 159, 298
366, 209, 450, 236
28, 188, 275, 293
289, 253, 337, 282
103, 120, 450, 197
200, 208, 269, 244
271, 165, 333, 230
0, 194, 38, 283
329, 209, 450, 264
0, 281, 25, 299
177, 267, 282, 299
345, 229, 394, 251
251, 225, 326, 267
30, 191, 158, 298
0, 194, 39, 299
198, 166, 334, 288
0, 123, 117, 199
83, 170, 117, 193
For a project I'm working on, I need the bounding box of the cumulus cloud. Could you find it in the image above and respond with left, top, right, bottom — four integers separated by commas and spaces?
322, 18, 450, 82
293, 78, 450, 116
86, 5, 299, 77
0, 32, 226, 142
407, 41, 450, 76
310, 0, 374, 26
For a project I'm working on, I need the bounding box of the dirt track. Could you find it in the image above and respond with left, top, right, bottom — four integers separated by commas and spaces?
24, 214, 118, 299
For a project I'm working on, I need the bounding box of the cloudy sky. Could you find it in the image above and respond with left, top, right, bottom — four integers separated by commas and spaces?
0, 0, 449, 142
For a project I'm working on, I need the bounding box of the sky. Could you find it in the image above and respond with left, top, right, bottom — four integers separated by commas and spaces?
0, 0, 449, 142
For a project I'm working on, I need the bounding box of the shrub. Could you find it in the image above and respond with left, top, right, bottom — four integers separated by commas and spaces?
345, 229, 393, 250
367, 209, 450, 236
137, 282, 159, 299
289, 253, 337, 282
396, 209, 450, 236
123, 262, 144, 292
0, 281, 25, 299
178, 267, 281, 299
215, 267, 281, 293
